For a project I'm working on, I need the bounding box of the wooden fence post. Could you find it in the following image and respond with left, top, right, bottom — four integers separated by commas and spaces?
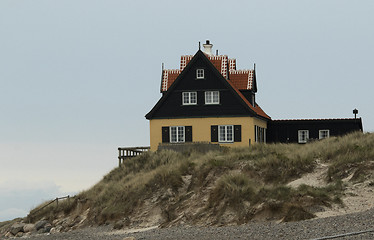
118, 148, 121, 166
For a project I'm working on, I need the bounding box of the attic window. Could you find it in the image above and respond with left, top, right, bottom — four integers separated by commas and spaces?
205, 91, 219, 104
196, 69, 204, 79
182, 92, 197, 105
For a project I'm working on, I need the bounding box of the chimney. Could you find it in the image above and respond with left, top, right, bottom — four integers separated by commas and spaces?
203, 40, 213, 56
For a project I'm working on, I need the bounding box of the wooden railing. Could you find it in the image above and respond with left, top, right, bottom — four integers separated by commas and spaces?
118, 146, 150, 166
27, 195, 74, 222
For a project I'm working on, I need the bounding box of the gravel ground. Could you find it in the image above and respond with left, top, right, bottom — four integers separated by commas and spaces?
22, 208, 374, 240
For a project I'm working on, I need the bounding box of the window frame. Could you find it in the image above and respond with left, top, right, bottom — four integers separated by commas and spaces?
218, 125, 234, 143
196, 69, 205, 79
170, 126, 185, 143
298, 130, 309, 143
255, 125, 266, 143
205, 91, 220, 105
319, 129, 330, 139
182, 92, 197, 105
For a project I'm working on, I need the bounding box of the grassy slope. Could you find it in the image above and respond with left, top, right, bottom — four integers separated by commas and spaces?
26, 132, 374, 227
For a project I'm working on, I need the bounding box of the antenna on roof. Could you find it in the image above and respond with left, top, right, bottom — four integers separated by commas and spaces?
199, 41, 201, 50
160, 63, 165, 93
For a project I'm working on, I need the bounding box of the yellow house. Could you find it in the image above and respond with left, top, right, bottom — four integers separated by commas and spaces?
145, 41, 270, 151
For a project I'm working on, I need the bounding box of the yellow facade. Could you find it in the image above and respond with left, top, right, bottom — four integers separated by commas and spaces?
149, 117, 267, 151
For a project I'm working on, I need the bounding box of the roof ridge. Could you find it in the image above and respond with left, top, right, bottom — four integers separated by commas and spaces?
164, 69, 181, 73
229, 69, 254, 73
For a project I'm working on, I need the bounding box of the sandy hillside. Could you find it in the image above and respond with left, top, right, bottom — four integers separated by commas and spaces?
288, 160, 374, 218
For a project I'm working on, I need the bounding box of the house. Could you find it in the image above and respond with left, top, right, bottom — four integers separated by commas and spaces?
145, 41, 363, 151
145, 41, 271, 151
267, 118, 363, 144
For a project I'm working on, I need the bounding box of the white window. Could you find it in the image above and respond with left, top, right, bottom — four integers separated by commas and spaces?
219, 125, 233, 143
319, 130, 330, 139
205, 91, 219, 104
182, 92, 197, 105
170, 126, 185, 143
255, 125, 266, 143
196, 69, 204, 79
298, 130, 309, 143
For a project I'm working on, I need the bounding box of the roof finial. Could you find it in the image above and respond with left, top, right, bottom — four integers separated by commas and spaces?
199, 41, 201, 50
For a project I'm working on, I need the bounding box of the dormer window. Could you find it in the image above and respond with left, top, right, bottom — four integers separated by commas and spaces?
196, 69, 205, 79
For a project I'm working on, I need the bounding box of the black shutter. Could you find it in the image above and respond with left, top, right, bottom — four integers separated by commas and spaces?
162, 127, 170, 143
185, 126, 192, 142
234, 125, 242, 142
211, 125, 218, 142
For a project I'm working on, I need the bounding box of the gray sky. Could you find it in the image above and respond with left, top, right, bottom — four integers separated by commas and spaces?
1, 0, 373, 221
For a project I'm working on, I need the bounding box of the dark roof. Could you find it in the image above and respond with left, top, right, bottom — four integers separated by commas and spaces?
271, 118, 362, 122
146, 50, 270, 120
269, 118, 363, 131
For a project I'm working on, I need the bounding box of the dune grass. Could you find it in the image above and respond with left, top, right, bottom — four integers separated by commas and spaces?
312, 132, 374, 181
27, 197, 76, 223
26, 131, 373, 225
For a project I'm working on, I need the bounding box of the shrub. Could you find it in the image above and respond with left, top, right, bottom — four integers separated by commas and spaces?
209, 173, 257, 208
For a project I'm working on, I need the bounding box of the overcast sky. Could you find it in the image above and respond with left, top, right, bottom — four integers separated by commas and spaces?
1, 0, 373, 221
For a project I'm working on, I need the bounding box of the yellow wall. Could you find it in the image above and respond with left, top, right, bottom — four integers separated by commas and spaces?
149, 117, 267, 151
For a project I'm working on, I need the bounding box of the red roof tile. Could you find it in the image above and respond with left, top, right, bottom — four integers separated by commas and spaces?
161, 54, 255, 92
161, 69, 181, 92
180, 55, 193, 70
229, 70, 255, 90
225, 79, 270, 120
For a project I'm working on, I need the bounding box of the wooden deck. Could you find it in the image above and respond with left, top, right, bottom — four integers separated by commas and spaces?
118, 146, 150, 166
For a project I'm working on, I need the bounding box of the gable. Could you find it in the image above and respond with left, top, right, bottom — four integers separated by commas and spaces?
161, 54, 257, 92
146, 50, 269, 120
173, 55, 229, 91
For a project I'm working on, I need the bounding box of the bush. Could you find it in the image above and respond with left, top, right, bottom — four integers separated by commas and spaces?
209, 173, 256, 208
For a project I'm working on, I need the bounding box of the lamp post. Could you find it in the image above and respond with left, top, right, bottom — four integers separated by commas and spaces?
353, 108, 358, 119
